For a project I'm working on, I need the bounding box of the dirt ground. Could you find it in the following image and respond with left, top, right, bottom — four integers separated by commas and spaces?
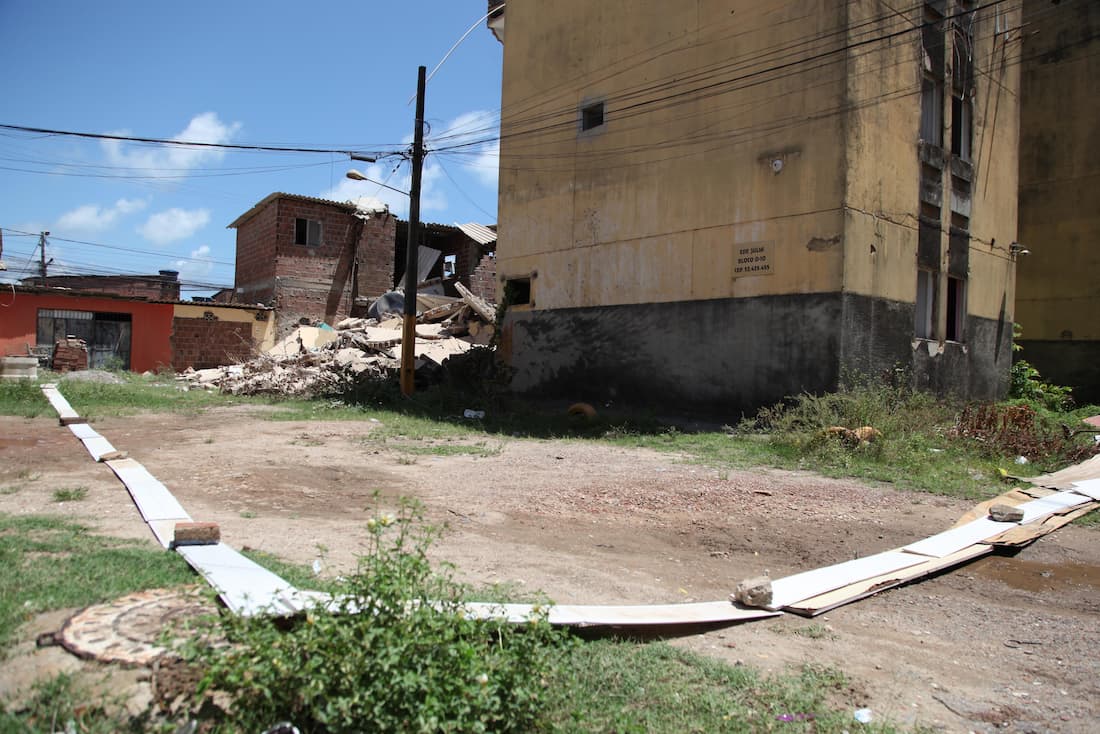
2, 407, 1099, 732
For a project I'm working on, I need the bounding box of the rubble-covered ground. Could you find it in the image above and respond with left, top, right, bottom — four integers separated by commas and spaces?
179, 294, 496, 398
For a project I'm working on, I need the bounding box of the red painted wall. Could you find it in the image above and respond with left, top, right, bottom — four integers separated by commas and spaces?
0, 291, 174, 372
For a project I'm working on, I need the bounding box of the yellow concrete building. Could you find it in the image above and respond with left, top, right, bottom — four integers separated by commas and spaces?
1016, 0, 1099, 403
487, 0, 1022, 410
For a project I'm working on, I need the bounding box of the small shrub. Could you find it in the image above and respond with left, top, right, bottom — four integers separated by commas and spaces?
185, 497, 573, 733
52, 487, 88, 502
1009, 324, 1074, 411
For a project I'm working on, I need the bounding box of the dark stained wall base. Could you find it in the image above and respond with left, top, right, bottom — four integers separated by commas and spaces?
1016, 340, 1100, 405
504, 292, 1010, 414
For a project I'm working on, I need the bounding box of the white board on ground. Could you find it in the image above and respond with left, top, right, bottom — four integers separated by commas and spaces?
41, 386, 80, 420
176, 543, 300, 616
67, 423, 100, 440
79, 435, 117, 461
104, 458, 191, 522
1015, 490, 1091, 523
768, 551, 928, 610
784, 544, 992, 617
1071, 479, 1100, 501
902, 518, 1016, 558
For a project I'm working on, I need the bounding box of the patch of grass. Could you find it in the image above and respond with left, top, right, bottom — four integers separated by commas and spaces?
0, 486, 20, 495
52, 487, 88, 502
0, 672, 135, 734
793, 623, 837, 641
0, 373, 247, 419
542, 643, 880, 732
0, 514, 194, 649
238, 510, 257, 519
391, 440, 504, 458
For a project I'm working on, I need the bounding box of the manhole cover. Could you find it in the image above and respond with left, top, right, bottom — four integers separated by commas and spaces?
61, 587, 220, 665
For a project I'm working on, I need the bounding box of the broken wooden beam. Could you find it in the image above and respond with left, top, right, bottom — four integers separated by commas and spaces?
455, 282, 497, 324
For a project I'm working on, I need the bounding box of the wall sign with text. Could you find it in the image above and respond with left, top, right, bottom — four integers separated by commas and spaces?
733, 241, 774, 277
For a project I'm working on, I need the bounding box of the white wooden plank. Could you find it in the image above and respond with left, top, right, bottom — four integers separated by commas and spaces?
769, 551, 928, 609
1071, 478, 1100, 501
104, 458, 191, 522
79, 435, 117, 461
176, 543, 299, 616
147, 519, 178, 549
784, 545, 992, 617
902, 518, 1016, 558
41, 385, 80, 420
67, 423, 100, 440
1016, 491, 1091, 523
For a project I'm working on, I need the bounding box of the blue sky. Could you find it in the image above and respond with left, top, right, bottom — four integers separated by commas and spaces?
0, 1, 503, 296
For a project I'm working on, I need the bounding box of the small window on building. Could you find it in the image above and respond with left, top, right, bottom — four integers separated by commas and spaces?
504, 276, 531, 306
294, 218, 323, 246
920, 78, 943, 146
443, 254, 457, 278
950, 95, 972, 161
946, 276, 966, 342
580, 101, 605, 132
915, 270, 936, 339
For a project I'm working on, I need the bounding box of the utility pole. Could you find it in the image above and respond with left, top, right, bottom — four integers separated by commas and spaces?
38, 231, 51, 287
400, 66, 427, 397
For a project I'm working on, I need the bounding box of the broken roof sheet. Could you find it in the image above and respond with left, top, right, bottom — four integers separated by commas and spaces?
456, 222, 497, 245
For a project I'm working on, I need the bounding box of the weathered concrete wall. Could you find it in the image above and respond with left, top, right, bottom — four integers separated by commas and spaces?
504, 293, 845, 413
496, 0, 850, 311
1016, 0, 1100, 393
1016, 341, 1100, 405
493, 1, 1020, 407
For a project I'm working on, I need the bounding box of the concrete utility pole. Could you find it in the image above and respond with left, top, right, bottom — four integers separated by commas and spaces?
38, 231, 52, 286
400, 66, 427, 397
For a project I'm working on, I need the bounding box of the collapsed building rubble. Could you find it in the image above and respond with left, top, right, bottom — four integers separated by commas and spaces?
177, 291, 497, 397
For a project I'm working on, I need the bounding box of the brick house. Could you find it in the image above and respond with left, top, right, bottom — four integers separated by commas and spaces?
20, 270, 181, 301
228, 193, 497, 335
228, 193, 396, 337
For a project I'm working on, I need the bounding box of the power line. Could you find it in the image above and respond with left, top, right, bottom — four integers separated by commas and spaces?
0, 227, 236, 266
431, 0, 1017, 156
0, 123, 398, 159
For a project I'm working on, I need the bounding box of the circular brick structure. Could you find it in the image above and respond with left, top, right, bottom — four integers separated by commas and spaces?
60, 587, 220, 666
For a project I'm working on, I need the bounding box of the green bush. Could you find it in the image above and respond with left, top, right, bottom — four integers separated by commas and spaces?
1009, 324, 1074, 411
185, 498, 573, 733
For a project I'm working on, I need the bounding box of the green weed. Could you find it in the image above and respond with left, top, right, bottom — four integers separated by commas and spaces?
0, 673, 131, 733
0, 514, 194, 649
52, 487, 88, 502
184, 497, 574, 733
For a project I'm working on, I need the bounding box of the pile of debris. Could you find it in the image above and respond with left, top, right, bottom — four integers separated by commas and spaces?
178, 284, 497, 398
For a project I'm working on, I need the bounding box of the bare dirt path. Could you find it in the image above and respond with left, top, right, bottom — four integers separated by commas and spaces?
2, 409, 1098, 732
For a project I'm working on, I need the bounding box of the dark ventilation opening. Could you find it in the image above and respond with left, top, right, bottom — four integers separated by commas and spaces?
504, 277, 531, 306
581, 101, 605, 131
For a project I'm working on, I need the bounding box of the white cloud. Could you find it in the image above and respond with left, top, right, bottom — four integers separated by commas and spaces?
319, 162, 448, 218
432, 110, 499, 189
102, 112, 243, 175
55, 197, 148, 234
138, 208, 211, 246
171, 244, 214, 283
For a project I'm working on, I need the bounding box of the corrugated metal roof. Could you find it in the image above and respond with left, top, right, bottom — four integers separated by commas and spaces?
456, 222, 498, 245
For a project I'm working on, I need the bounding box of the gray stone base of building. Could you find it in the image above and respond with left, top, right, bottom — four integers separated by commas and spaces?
503, 292, 1011, 414
1016, 340, 1100, 405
